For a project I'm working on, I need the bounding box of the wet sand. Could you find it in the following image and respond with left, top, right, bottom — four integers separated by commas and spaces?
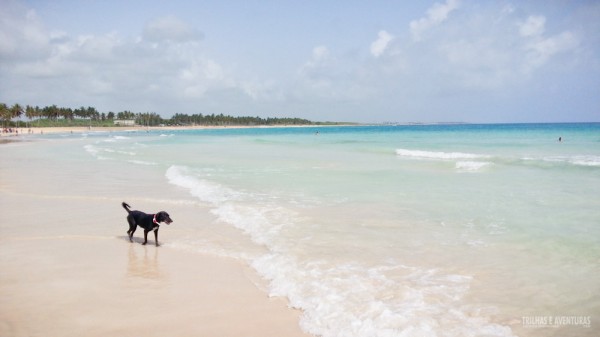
0, 140, 309, 337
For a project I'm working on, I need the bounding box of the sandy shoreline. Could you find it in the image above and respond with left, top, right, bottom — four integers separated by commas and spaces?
0, 124, 337, 138
0, 139, 310, 336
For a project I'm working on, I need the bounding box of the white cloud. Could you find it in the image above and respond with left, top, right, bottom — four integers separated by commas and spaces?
410, 0, 460, 41
143, 15, 203, 43
402, 3, 582, 91
523, 31, 579, 71
240, 80, 284, 101
439, 38, 515, 89
502, 4, 515, 15
311, 46, 329, 62
519, 15, 545, 37
295, 45, 375, 101
299, 46, 331, 80
514, 15, 580, 72
0, 5, 242, 111
180, 59, 235, 97
370, 30, 394, 57
0, 5, 49, 61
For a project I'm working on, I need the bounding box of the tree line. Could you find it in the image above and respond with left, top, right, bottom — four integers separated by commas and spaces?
0, 103, 315, 127
170, 113, 312, 126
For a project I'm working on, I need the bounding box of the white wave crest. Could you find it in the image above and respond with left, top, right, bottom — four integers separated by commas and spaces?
570, 155, 600, 167
128, 160, 157, 166
83, 144, 98, 156
455, 161, 491, 172
396, 148, 490, 160
252, 255, 515, 337
212, 204, 288, 246
165, 165, 240, 204
541, 155, 600, 167
165, 165, 288, 247
83, 144, 108, 160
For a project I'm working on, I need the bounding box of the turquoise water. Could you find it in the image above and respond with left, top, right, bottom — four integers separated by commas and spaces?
51, 124, 600, 336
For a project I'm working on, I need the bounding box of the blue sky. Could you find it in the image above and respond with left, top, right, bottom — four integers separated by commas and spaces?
1, 0, 599, 123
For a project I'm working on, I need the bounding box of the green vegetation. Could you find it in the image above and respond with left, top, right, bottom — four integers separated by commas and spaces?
170, 113, 313, 126
0, 102, 325, 128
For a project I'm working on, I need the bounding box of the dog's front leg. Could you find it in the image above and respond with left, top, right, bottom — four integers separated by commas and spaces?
154, 228, 160, 247
142, 229, 150, 245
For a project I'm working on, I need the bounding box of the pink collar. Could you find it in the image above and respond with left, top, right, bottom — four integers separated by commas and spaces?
153, 214, 159, 225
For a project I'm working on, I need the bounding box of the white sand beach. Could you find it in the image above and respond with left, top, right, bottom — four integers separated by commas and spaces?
0, 124, 329, 138
0, 138, 309, 337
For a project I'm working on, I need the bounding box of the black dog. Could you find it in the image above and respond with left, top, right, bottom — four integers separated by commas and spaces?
122, 202, 173, 246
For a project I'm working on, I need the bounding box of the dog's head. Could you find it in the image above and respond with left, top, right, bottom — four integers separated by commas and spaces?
156, 211, 173, 225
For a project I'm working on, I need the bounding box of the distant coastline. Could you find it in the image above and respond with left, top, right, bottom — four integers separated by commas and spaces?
0, 123, 356, 139
3, 121, 598, 140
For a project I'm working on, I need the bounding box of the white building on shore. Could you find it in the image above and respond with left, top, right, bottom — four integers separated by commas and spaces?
113, 119, 135, 126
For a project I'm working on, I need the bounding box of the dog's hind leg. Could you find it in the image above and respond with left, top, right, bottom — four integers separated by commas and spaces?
126, 216, 137, 242
127, 227, 137, 242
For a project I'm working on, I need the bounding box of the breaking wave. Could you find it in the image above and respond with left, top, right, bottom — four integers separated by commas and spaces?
396, 148, 490, 160
164, 164, 515, 337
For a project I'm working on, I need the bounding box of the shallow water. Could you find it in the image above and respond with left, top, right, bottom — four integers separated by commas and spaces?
29, 124, 600, 336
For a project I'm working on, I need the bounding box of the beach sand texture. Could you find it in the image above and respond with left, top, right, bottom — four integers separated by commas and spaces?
0, 138, 308, 337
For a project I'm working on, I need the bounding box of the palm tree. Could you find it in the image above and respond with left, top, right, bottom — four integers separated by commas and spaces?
43, 105, 60, 121
0, 103, 9, 129
25, 105, 36, 128
10, 103, 23, 127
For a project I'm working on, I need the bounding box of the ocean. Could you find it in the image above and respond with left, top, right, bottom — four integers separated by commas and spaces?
43, 123, 600, 336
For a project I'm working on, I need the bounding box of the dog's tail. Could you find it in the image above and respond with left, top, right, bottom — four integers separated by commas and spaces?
122, 202, 132, 213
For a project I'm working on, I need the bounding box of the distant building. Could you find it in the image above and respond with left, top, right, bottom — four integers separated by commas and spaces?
114, 119, 135, 126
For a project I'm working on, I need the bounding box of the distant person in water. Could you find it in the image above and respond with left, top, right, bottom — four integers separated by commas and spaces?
558, 136, 562, 142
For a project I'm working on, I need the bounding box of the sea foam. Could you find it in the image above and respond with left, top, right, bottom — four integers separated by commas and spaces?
164, 164, 515, 337
83, 144, 108, 160
569, 155, 600, 167
534, 155, 600, 168
396, 148, 490, 160
165, 165, 241, 204
253, 255, 515, 337
455, 161, 491, 172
